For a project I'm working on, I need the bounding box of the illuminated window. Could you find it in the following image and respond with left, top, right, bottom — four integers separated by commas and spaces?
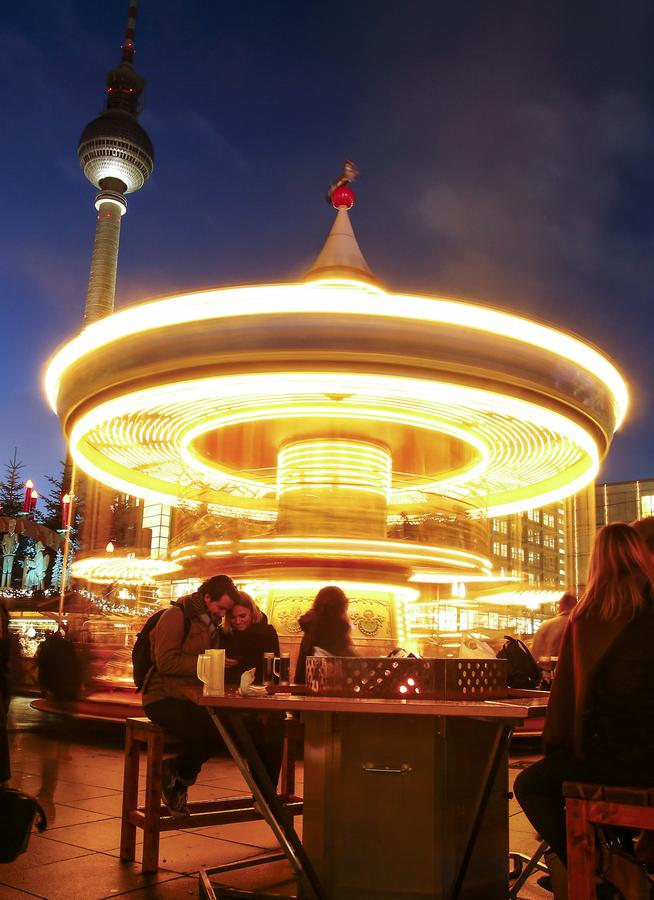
527, 528, 541, 544
543, 534, 556, 549
492, 542, 508, 557
511, 546, 525, 561
527, 509, 541, 523
641, 495, 654, 518
528, 551, 541, 564
492, 518, 508, 534
141, 502, 171, 560
543, 512, 555, 528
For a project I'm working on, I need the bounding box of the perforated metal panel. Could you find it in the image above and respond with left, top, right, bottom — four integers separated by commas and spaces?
305, 656, 507, 700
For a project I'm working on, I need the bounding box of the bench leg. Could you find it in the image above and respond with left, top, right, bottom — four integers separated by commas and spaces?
142, 730, 164, 874
566, 798, 597, 900
119, 727, 140, 862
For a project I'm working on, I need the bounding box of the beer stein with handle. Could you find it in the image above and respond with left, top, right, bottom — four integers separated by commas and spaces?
197, 648, 225, 697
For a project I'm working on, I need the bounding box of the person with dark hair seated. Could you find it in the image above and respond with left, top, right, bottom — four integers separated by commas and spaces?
143, 573, 239, 816
514, 524, 654, 899
295, 585, 357, 684
222, 591, 280, 685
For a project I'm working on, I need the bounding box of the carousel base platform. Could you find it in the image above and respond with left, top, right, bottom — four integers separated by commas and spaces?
32, 690, 143, 722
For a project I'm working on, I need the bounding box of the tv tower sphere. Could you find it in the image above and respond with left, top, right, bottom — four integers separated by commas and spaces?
78, 109, 153, 194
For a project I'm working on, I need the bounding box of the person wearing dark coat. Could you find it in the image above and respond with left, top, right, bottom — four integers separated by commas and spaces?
222, 595, 279, 686
294, 585, 357, 684
514, 523, 654, 899
221, 592, 284, 786
0, 598, 10, 784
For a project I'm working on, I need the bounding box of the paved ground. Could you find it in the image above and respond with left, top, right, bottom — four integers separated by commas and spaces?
1, 697, 549, 899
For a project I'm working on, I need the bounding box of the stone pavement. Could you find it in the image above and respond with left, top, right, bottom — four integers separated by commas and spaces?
1, 698, 548, 899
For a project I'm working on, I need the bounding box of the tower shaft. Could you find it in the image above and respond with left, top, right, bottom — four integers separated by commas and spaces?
83, 193, 127, 327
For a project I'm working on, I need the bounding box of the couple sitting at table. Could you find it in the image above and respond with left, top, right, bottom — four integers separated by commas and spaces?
142, 577, 358, 816
142, 576, 283, 816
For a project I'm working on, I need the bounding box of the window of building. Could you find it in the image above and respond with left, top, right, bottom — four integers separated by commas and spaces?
141, 501, 171, 559
542, 512, 555, 528
492, 518, 508, 534
641, 495, 654, 518
492, 541, 508, 557
511, 546, 525, 561
527, 509, 541, 523
528, 551, 541, 565
543, 534, 556, 549
527, 528, 541, 544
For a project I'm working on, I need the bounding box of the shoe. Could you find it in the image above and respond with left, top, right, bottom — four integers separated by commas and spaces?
161, 760, 190, 817
166, 786, 190, 818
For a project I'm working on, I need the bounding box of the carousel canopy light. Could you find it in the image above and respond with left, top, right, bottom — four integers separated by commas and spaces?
71, 556, 180, 585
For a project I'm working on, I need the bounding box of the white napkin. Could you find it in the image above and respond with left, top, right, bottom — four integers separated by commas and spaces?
239, 668, 268, 697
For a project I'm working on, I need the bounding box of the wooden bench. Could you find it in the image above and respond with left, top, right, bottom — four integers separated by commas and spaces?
120, 716, 303, 873
564, 781, 654, 900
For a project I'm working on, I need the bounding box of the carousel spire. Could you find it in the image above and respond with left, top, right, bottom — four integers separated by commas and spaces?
305, 161, 376, 284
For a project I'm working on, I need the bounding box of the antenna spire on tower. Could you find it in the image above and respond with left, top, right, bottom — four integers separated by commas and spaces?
121, 1, 138, 64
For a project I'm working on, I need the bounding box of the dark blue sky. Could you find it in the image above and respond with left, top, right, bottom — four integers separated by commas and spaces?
2, 0, 654, 494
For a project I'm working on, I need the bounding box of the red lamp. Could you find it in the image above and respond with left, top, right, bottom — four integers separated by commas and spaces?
61, 493, 71, 529
23, 480, 34, 512
30, 489, 38, 512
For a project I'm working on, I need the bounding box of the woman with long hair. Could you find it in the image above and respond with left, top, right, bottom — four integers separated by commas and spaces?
222, 591, 280, 685
294, 585, 357, 684
515, 523, 654, 898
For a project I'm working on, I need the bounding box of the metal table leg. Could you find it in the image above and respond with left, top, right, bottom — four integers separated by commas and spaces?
207, 707, 327, 900
449, 721, 512, 900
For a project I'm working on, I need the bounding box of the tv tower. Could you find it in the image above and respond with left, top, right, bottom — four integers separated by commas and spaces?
78, 1, 153, 326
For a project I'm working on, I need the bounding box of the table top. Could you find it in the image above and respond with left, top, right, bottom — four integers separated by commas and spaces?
198, 689, 532, 720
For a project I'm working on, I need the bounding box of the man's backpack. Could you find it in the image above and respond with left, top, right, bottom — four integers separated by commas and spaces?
0, 788, 47, 862
496, 636, 542, 689
132, 604, 191, 691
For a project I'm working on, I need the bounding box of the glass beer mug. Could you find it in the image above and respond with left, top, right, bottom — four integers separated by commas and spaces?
197, 649, 225, 697
274, 652, 291, 686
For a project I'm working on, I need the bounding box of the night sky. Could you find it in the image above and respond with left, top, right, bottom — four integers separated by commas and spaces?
2, 1, 654, 496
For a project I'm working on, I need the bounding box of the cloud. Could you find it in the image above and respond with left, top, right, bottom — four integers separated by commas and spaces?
408, 90, 654, 317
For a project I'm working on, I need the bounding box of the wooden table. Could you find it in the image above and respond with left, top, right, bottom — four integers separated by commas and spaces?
199, 692, 530, 900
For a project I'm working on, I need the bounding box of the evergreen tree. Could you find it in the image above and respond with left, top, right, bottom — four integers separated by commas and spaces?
0, 448, 26, 517
50, 547, 72, 590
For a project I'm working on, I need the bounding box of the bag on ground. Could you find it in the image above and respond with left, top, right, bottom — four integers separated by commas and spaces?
0, 788, 47, 863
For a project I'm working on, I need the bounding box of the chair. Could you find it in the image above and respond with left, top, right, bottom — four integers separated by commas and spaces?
120, 716, 303, 873
564, 781, 654, 900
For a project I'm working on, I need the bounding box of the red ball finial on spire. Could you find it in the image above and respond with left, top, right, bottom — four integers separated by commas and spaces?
331, 185, 355, 209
